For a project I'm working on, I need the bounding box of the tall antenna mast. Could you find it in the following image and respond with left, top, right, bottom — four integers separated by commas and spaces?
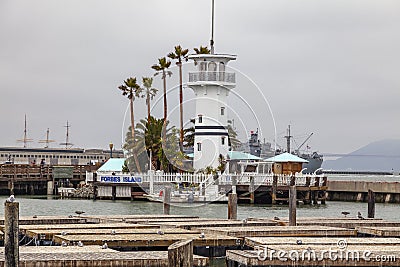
59, 121, 73, 149
210, 0, 215, 54
39, 128, 55, 148
17, 114, 33, 148
284, 125, 292, 153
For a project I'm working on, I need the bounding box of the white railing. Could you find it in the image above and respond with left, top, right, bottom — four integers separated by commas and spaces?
188, 71, 235, 83
95, 172, 326, 187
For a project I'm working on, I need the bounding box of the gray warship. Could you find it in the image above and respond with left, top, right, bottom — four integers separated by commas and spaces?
248, 126, 323, 174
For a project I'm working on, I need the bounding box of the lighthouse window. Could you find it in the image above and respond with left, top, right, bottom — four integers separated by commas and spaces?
198, 115, 203, 123
220, 107, 225, 115
221, 137, 225, 145
197, 142, 202, 151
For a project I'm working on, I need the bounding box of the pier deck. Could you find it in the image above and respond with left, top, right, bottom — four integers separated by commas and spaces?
356, 226, 400, 237
25, 227, 196, 240
149, 219, 277, 230
199, 226, 357, 238
53, 232, 239, 247
249, 217, 400, 228
0, 246, 209, 266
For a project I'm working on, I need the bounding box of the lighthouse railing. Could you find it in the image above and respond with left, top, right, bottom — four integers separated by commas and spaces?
188, 71, 235, 83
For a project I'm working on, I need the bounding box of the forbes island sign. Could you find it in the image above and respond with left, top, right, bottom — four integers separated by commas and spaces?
100, 175, 142, 184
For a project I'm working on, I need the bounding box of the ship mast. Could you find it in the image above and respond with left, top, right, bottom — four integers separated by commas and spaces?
210, 0, 215, 54
59, 121, 73, 149
17, 114, 33, 148
39, 128, 55, 148
284, 125, 292, 153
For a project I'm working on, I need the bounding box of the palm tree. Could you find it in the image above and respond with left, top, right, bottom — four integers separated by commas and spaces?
194, 46, 211, 54
118, 77, 143, 172
142, 77, 158, 123
151, 57, 172, 141
227, 124, 241, 151
168, 45, 189, 152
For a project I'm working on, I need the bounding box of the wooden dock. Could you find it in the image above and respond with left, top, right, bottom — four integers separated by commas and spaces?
249, 217, 400, 228
200, 225, 357, 239
3, 214, 400, 266
356, 226, 400, 237
0, 246, 209, 266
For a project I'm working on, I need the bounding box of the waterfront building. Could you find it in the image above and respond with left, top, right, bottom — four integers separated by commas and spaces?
0, 147, 123, 166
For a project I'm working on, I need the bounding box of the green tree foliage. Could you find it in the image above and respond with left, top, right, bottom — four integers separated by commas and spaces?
118, 77, 144, 172
227, 124, 241, 150
194, 46, 211, 54
142, 77, 158, 123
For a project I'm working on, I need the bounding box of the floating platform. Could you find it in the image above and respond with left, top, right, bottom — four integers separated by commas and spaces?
148, 219, 277, 230
0, 246, 209, 266
52, 232, 239, 248
200, 225, 357, 239
356, 226, 400, 237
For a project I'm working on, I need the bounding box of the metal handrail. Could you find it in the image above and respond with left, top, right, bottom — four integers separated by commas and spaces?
189, 71, 235, 83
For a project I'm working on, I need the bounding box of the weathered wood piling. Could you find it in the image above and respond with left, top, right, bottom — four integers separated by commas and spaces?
4, 201, 19, 267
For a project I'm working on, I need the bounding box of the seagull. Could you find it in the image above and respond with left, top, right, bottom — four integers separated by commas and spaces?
6, 195, 15, 203
111, 230, 116, 235
242, 219, 247, 224
101, 242, 108, 249
75, 211, 85, 216
61, 241, 68, 247
341, 211, 350, 217
157, 230, 164, 235
77, 241, 83, 247
33, 215, 37, 218
357, 212, 365, 220
199, 232, 205, 238
61, 231, 67, 236
296, 239, 303, 245
274, 216, 280, 220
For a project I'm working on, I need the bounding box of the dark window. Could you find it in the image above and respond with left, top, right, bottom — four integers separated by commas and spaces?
221, 107, 225, 115
198, 115, 203, 123
197, 142, 202, 151
222, 137, 225, 145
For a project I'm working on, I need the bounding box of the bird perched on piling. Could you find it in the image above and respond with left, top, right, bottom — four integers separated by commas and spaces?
6, 195, 15, 203
341, 211, 350, 217
357, 212, 365, 220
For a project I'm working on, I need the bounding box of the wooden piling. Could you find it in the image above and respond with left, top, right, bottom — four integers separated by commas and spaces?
249, 177, 255, 204
228, 193, 238, 220
271, 175, 277, 204
368, 189, 375, 218
5, 201, 19, 267
111, 186, 116, 200
168, 239, 193, 267
289, 186, 296, 226
163, 186, 171, 215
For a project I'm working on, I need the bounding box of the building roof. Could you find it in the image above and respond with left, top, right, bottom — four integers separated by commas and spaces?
97, 158, 126, 172
265, 152, 308, 163
228, 151, 263, 161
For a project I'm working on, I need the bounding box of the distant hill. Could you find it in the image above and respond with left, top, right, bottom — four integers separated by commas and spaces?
322, 139, 400, 171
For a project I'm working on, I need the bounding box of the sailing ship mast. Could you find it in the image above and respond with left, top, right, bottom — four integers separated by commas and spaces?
39, 128, 55, 148
17, 114, 33, 148
59, 121, 73, 149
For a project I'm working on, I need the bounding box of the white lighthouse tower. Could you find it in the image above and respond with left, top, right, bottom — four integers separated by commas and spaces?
187, 54, 236, 170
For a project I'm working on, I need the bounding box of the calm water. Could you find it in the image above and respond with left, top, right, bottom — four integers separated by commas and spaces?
1, 196, 399, 221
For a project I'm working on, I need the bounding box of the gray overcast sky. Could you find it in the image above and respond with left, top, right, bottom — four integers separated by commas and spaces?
1, 0, 399, 155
